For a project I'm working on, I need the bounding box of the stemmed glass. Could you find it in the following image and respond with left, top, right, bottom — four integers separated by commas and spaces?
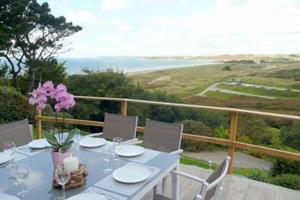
73, 129, 81, 145
14, 164, 30, 197
112, 137, 123, 148
112, 137, 123, 168
55, 148, 71, 200
103, 149, 113, 173
55, 165, 70, 200
71, 130, 81, 158
3, 141, 16, 166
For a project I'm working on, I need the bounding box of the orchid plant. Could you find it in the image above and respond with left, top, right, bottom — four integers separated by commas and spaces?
29, 81, 76, 152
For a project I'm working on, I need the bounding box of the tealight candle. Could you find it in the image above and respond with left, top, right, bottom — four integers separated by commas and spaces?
63, 156, 79, 173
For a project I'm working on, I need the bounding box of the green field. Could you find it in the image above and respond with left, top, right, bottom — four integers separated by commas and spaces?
132, 61, 300, 98
132, 57, 300, 115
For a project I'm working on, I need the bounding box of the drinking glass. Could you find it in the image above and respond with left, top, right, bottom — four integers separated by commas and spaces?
55, 165, 70, 200
72, 129, 81, 158
3, 141, 16, 166
112, 137, 123, 149
112, 137, 123, 168
103, 149, 113, 173
14, 164, 30, 182
13, 164, 30, 197
73, 129, 81, 143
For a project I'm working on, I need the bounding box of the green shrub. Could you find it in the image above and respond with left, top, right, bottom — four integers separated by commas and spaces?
280, 123, 300, 151
270, 174, 300, 190
181, 120, 218, 151
271, 159, 300, 176
0, 86, 31, 124
223, 65, 232, 71
238, 135, 253, 144
213, 124, 228, 139
247, 170, 270, 182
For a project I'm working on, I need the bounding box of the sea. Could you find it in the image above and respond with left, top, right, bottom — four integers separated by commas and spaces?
60, 56, 216, 74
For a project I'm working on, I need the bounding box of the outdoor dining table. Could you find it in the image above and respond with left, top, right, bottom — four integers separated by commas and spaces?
0, 143, 180, 200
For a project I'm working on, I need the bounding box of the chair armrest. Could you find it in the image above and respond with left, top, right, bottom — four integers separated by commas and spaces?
127, 139, 143, 145
123, 138, 138, 145
172, 170, 207, 184
87, 132, 103, 137
171, 149, 183, 155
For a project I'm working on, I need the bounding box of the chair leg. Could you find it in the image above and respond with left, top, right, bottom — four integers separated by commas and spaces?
153, 185, 157, 197
162, 176, 167, 195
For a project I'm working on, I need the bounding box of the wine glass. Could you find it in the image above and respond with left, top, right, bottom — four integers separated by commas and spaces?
55, 165, 70, 200
112, 137, 123, 168
14, 164, 30, 197
73, 129, 81, 143
112, 137, 123, 155
3, 141, 16, 166
103, 149, 113, 173
72, 129, 81, 158
14, 164, 30, 182
112, 137, 123, 149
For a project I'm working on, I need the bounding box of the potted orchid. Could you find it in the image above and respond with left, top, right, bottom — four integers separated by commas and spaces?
29, 81, 76, 166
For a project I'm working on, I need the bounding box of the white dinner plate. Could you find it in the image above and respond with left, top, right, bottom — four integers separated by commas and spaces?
0, 152, 11, 165
67, 192, 107, 200
79, 137, 107, 148
115, 145, 145, 157
27, 139, 50, 149
113, 164, 151, 184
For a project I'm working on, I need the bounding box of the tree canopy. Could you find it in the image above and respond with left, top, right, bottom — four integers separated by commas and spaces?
0, 0, 81, 92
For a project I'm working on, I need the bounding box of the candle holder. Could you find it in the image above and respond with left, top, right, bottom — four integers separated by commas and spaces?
53, 164, 88, 190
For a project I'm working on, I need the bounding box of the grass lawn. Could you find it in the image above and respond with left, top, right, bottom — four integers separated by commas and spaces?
132, 64, 247, 97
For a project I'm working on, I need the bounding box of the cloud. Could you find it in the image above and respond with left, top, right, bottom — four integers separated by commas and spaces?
100, 0, 129, 12
66, 10, 99, 25
125, 0, 300, 55
63, 0, 300, 56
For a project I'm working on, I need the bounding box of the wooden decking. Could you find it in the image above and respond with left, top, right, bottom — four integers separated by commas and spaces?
142, 164, 300, 200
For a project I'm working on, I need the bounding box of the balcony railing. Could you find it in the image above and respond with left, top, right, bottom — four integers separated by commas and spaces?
35, 96, 300, 174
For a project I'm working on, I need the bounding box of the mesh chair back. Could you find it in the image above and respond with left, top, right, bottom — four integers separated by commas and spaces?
0, 119, 32, 151
102, 113, 138, 140
143, 119, 183, 152
199, 156, 231, 200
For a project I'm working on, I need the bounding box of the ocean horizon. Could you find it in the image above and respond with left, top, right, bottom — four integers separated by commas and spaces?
59, 56, 217, 74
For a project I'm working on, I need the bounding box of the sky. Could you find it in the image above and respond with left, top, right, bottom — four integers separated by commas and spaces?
39, 0, 300, 57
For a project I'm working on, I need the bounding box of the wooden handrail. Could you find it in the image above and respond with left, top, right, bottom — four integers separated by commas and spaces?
74, 96, 300, 121
35, 96, 300, 174
35, 115, 300, 162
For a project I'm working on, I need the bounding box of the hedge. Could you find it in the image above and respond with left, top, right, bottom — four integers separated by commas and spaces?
0, 86, 31, 124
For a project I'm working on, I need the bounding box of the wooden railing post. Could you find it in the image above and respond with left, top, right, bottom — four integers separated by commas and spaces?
121, 101, 128, 116
36, 109, 42, 139
227, 112, 238, 174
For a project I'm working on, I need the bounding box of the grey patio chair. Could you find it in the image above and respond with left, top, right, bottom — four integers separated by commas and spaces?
154, 156, 231, 200
135, 119, 184, 196
0, 119, 32, 151
88, 113, 138, 143
142, 119, 184, 154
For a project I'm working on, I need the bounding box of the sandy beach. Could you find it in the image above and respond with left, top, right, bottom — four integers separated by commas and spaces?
126, 62, 219, 76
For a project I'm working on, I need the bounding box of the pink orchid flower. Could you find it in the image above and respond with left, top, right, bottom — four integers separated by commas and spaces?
29, 81, 76, 112
42, 81, 54, 92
